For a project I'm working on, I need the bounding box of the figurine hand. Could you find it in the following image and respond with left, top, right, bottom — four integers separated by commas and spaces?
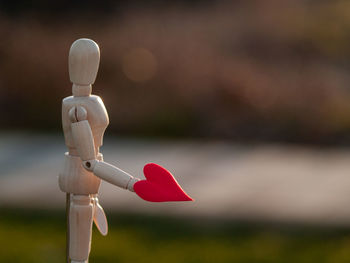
134, 163, 193, 202
92, 196, 108, 236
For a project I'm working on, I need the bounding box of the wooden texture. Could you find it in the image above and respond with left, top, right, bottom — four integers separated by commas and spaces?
61, 39, 110, 263
71, 120, 96, 161
69, 195, 93, 262
92, 195, 108, 236
60, 38, 144, 263
62, 95, 109, 156
59, 153, 103, 195
69, 38, 100, 86
88, 160, 138, 191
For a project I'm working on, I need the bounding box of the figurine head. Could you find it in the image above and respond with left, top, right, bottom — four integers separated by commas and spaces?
69, 38, 100, 86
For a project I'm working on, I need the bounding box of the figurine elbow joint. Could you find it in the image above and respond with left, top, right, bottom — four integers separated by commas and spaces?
83, 159, 98, 172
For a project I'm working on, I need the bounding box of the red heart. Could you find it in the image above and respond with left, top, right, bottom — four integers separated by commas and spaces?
134, 163, 193, 202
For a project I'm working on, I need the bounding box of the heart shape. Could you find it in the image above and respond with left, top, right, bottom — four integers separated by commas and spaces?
134, 163, 193, 202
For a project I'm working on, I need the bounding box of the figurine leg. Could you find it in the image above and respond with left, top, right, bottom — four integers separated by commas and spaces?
69, 194, 93, 263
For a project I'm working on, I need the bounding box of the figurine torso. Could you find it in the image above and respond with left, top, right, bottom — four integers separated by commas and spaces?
59, 94, 109, 194
62, 95, 109, 154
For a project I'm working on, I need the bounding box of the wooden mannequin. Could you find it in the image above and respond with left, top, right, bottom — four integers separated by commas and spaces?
59, 38, 192, 263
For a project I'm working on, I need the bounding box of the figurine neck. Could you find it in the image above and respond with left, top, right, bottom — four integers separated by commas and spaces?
72, 84, 92, 97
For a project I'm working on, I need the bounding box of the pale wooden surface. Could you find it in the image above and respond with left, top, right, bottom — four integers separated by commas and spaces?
71, 120, 96, 161
90, 160, 137, 191
69, 38, 100, 86
1, 133, 350, 225
69, 195, 92, 261
66, 38, 108, 263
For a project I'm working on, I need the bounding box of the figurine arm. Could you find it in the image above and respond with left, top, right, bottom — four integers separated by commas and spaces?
83, 160, 138, 191
69, 106, 138, 191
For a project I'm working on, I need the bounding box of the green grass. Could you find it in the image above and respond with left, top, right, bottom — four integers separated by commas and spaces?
1, 208, 350, 263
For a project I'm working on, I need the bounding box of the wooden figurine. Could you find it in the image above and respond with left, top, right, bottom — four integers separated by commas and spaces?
59, 38, 192, 263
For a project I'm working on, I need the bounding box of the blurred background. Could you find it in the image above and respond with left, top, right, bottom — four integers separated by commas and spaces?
2, 0, 350, 262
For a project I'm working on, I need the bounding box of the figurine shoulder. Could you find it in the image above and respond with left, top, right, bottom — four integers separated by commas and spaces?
62, 95, 74, 104
62, 95, 106, 109
62, 95, 108, 125
88, 95, 105, 107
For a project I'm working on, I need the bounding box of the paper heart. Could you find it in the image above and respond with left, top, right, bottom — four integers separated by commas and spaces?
134, 163, 193, 202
